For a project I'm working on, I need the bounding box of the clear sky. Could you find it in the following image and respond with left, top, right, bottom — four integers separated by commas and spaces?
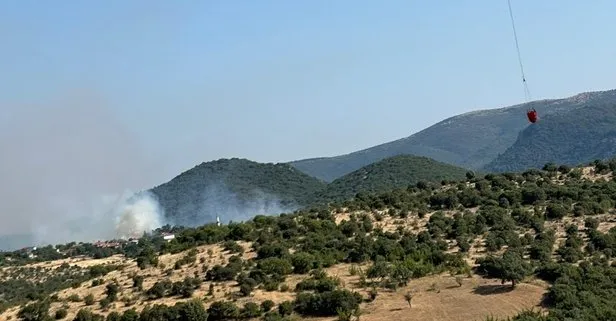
2, 0, 615, 187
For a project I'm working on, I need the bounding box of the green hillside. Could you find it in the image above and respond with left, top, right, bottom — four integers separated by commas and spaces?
289, 89, 616, 182
312, 155, 470, 203
148, 155, 470, 228
149, 158, 327, 227
484, 102, 616, 173
6, 159, 616, 321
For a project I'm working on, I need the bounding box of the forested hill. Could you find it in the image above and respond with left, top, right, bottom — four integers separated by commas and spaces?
289, 89, 616, 182
149, 158, 327, 227
484, 101, 616, 173
149, 156, 469, 227
311, 155, 469, 203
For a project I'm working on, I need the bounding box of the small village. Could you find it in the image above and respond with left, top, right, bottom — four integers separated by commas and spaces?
6, 216, 224, 262
6, 231, 176, 262
92, 231, 175, 249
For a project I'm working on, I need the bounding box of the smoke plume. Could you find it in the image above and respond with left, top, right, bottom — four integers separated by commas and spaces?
0, 91, 167, 250
113, 191, 164, 239
161, 181, 298, 228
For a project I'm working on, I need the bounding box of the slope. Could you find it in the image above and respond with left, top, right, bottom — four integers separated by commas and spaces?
5, 160, 616, 321
289, 89, 616, 182
312, 154, 469, 203
149, 158, 327, 227
484, 101, 616, 173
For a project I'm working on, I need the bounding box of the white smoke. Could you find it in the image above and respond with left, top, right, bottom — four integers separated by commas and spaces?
165, 181, 298, 227
113, 191, 163, 239
19, 190, 165, 248
0, 91, 168, 250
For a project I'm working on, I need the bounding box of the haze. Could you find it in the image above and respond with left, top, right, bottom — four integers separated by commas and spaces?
1, 1, 615, 248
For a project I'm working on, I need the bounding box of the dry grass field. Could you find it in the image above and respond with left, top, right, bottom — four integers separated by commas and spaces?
0, 213, 556, 321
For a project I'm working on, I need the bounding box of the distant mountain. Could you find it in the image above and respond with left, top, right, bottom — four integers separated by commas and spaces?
149, 158, 326, 227
289, 89, 616, 182
484, 101, 616, 173
311, 155, 469, 203
147, 89, 616, 229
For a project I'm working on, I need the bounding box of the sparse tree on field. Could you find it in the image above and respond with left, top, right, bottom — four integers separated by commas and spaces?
404, 291, 414, 308
455, 276, 463, 287
55, 308, 68, 320
499, 249, 532, 288
367, 287, 378, 302
132, 275, 144, 291
73, 308, 102, 321
84, 294, 95, 306
105, 282, 119, 301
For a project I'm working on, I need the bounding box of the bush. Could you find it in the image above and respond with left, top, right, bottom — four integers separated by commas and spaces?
260, 300, 275, 312
257, 257, 293, 276
106, 312, 122, 321
67, 294, 81, 302
545, 203, 567, 220
294, 289, 363, 317
105, 283, 119, 301
207, 301, 240, 321
278, 301, 294, 316
18, 300, 51, 321
585, 218, 599, 230
132, 275, 144, 290
241, 302, 262, 318
72, 308, 103, 321
239, 283, 253, 297
84, 294, 95, 306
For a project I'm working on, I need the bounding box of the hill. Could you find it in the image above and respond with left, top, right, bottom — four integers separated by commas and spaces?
149, 155, 467, 228
4, 159, 616, 321
484, 101, 616, 173
149, 158, 327, 227
312, 155, 470, 203
289, 89, 616, 182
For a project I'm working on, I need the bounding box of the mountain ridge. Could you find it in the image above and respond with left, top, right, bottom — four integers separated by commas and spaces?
484, 100, 616, 172
288, 88, 616, 182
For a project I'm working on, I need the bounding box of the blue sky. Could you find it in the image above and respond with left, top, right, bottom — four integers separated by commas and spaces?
2, 0, 615, 186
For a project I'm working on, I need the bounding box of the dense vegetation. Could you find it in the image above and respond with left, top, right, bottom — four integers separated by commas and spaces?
149, 158, 327, 226
289, 89, 616, 182
312, 155, 469, 203
6, 158, 616, 320
485, 102, 616, 173
149, 156, 471, 227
